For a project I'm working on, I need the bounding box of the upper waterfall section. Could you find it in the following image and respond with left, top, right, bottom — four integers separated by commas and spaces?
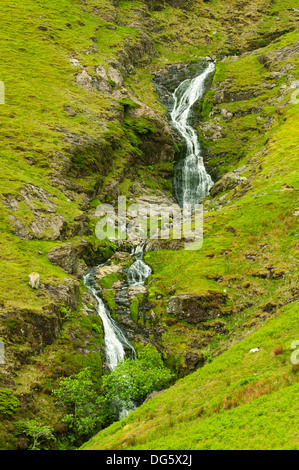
153, 61, 215, 210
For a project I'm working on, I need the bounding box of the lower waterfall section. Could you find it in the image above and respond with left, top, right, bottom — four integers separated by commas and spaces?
83, 268, 136, 372
83, 243, 152, 419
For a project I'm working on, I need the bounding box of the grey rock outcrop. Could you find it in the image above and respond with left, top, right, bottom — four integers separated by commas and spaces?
47, 243, 78, 275
44, 278, 80, 311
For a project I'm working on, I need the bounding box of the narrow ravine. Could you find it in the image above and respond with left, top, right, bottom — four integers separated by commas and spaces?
83, 62, 215, 418
83, 243, 152, 418
83, 242, 152, 372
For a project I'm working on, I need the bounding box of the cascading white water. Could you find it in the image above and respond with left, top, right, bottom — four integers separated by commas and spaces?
83, 243, 152, 419
126, 243, 152, 286
171, 62, 215, 209
83, 268, 135, 372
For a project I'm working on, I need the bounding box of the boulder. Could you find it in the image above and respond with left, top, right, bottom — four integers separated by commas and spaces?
210, 167, 248, 197
29, 272, 40, 289
47, 243, 78, 275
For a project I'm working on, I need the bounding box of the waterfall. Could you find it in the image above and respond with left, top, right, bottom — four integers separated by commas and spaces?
81, 63, 214, 419
83, 268, 135, 372
83, 242, 151, 419
171, 62, 215, 209
126, 243, 152, 286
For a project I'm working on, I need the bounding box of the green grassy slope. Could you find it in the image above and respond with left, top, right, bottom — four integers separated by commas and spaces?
125, 30, 299, 375
82, 301, 299, 450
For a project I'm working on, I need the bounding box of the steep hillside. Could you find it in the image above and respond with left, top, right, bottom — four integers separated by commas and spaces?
0, 0, 298, 450
82, 15, 299, 448
82, 301, 299, 450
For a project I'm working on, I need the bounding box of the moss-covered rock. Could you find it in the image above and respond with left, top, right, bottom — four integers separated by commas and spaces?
166, 292, 235, 324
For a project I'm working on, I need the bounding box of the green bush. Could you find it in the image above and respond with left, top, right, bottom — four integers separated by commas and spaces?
53, 368, 103, 437
100, 345, 174, 417
0, 389, 20, 418
15, 419, 55, 450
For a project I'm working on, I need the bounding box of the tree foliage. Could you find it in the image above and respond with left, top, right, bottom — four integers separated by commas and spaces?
101, 345, 173, 417
53, 368, 103, 437
54, 345, 173, 439
15, 419, 55, 450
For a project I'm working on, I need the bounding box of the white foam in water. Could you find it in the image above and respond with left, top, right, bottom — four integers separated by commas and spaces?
126, 259, 152, 286
126, 243, 152, 286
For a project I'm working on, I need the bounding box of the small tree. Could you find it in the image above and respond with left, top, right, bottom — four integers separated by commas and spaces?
53, 347, 173, 437
16, 419, 55, 450
101, 345, 173, 417
53, 368, 104, 436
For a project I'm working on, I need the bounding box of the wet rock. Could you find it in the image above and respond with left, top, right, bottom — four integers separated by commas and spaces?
127, 285, 148, 302
153, 61, 212, 113
96, 263, 122, 280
